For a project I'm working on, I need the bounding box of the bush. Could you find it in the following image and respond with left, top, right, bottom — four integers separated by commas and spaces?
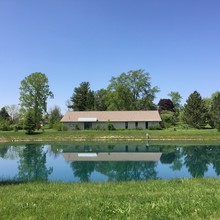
107, 122, 115, 130
54, 122, 68, 131
0, 120, 12, 131
148, 125, 162, 130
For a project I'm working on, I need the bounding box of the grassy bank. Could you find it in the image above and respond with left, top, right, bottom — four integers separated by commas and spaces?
0, 128, 220, 143
0, 178, 220, 219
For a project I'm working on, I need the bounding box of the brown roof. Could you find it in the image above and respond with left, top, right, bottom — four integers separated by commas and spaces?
61, 110, 161, 122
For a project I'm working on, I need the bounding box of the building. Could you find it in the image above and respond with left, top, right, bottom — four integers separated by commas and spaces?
61, 110, 161, 130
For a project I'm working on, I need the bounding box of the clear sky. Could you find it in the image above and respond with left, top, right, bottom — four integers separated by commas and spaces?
1, 0, 220, 113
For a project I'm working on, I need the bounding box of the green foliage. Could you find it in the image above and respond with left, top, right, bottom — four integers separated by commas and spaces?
160, 111, 177, 128
94, 89, 108, 111
107, 122, 116, 130
24, 110, 36, 134
210, 92, 220, 131
168, 91, 183, 112
148, 125, 162, 130
19, 72, 54, 129
69, 82, 95, 111
0, 107, 11, 121
183, 91, 208, 129
54, 122, 68, 131
48, 106, 63, 128
108, 69, 159, 110
0, 120, 11, 131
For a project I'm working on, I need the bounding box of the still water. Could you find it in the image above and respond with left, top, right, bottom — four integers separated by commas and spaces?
0, 141, 220, 182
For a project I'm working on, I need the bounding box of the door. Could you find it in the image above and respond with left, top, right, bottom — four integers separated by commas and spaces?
84, 122, 92, 129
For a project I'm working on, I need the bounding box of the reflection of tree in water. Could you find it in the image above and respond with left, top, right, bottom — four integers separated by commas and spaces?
96, 161, 157, 181
71, 161, 95, 182
209, 146, 220, 176
0, 145, 8, 158
18, 144, 53, 181
183, 147, 209, 177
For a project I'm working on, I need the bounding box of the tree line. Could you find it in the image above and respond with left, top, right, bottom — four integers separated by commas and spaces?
0, 70, 220, 133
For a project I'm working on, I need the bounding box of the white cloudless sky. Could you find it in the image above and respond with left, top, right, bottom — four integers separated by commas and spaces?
0, 0, 220, 113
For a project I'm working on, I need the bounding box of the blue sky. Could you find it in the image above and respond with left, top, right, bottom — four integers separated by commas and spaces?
1, 0, 220, 113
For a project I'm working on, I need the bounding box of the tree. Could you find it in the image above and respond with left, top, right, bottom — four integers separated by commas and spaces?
168, 91, 182, 112
94, 89, 108, 111
69, 82, 95, 111
183, 91, 207, 128
24, 110, 36, 134
157, 99, 175, 112
5, 104, 20, 123
18, 144, 53, 181
0, 107, 11, 121
19, 72, 54, 129
210, 92, 220, 131
48, 105, 63, 128
108, 69, 159, 110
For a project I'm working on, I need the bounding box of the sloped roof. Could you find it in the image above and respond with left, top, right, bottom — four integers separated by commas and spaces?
61, 110, 161, 122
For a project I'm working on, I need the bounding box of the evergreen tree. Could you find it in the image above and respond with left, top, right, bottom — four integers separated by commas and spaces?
183, 91, 207, 128
0, 107, 11, 121
24, 110, 36, 134
210, 92, 220, 131
69, 82, 95, 111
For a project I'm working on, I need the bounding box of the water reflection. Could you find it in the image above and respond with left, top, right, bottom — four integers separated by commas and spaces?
18, 144, 53, 181
0, 142, 220, 182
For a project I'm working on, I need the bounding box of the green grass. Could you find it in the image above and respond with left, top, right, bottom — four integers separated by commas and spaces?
0, 128, 220, 143
0, 178, 220, 219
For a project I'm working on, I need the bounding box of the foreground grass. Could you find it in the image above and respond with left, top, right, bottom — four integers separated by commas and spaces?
0, 178, 220, 219
0, 128, 220, 143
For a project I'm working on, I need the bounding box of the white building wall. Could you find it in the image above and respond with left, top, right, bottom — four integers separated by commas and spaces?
63, 121, 160, 130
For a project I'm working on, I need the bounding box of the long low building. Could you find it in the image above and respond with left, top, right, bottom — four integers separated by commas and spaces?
61, 110, 161, 130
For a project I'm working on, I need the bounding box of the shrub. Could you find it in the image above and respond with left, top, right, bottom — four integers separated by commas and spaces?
54, 122, 68, 131
0, 120, 12, 131
148, 125, 162, 130
107, 122, 115, 130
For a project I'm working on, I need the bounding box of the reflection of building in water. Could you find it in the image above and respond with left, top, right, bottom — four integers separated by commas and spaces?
62, 152, 162, 162
62, 144, 161, 153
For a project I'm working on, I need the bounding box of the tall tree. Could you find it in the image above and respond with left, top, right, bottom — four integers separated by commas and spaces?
69, 82, 95, 111
183, 91, 207, 128
210, 92, 220, 131
18, 144, 53, 181
19, 72, 54, 129
108, 69, 159, 110
168, 91, 182, 112
94, 89, 108, 111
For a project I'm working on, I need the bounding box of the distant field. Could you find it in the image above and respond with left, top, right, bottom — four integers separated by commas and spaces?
0, 128, 220, 143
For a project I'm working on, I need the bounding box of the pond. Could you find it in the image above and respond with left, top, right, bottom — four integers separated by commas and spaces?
0, 141, 220, 182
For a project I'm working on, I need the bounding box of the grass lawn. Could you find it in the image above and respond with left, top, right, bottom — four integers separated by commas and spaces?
0, 178, 220, 219
0, 128, 220, 143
